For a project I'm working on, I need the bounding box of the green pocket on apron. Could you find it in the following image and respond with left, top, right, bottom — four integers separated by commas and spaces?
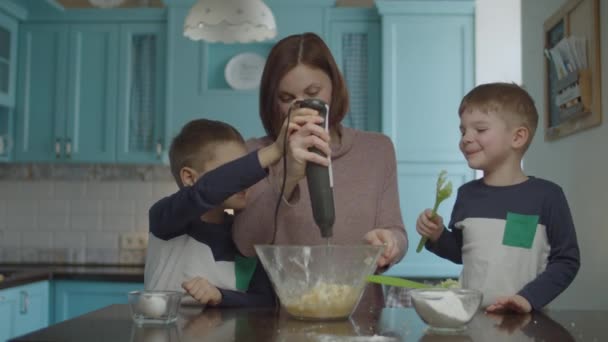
235, 254, 257, 291
502, 212, 539, 249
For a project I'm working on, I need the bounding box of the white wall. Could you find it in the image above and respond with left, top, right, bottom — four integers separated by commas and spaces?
522, 0, 608, 310
475, 0, 521, 85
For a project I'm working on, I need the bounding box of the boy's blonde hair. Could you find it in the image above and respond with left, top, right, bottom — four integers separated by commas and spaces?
458, 83, 538, 152
169, 119, 245, 188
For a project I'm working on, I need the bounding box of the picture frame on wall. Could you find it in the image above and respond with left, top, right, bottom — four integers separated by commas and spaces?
543, 0, 601, 141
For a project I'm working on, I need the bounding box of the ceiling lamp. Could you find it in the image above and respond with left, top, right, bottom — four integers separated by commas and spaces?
88, 0, 125, 8
183, 0, 277, 43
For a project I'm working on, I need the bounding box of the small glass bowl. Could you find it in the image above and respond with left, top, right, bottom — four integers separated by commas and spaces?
410, 288, 482, 333
128, 290, 182, 325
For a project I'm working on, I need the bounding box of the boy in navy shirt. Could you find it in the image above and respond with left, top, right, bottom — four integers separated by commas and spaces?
144, 116, 324, 307
416, 83, 580, 313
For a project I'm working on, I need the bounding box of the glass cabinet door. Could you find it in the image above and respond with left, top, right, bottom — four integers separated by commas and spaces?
0, 11, 17, 107
116, 23, 166, 164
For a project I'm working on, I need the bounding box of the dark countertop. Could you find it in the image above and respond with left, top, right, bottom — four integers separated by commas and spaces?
10, 284, 608, 342
0, 264, 144, 289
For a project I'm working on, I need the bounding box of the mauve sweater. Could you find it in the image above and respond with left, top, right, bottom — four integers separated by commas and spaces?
232, 125, 408, 262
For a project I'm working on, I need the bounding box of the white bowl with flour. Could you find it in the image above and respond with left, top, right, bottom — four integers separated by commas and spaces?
410, 288, 482, 332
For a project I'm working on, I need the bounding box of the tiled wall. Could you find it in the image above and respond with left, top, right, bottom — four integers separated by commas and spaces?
0, 180, 176, 264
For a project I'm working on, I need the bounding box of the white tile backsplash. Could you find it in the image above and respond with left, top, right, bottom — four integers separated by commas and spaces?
86, 231, 120, 249
51, 182, 86, 200
86, 183, 119, 200
102, 215, 136, 232
6, 199, 37, 216
0, 200, 5, 229
0, 179, 163, 264
118, 182, 154, 199
23, 182, 54, 199
53, 231, 86, 249
22, 231, 53, 248
0, 182, 22, 199
0, 231, 21, 247
103, 199, 135, 216
38, 215, 70, 231
39, 199, 70, 216
4, 215, 37, 231
70, 199, 102, 216
71, 215, 102, 231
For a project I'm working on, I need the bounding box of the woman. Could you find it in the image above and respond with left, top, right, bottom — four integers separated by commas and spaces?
233, 32, 407, 269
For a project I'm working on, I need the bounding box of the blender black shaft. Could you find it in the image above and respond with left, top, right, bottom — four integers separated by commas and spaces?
298, 99, 335, 238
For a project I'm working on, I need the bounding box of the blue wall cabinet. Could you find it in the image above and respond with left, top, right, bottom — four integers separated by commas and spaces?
15, 23, 119, 162
116, 23, 167, 163
329, 9, 381, 133
0, 10, 18, 108
0, 281, 49, 342
0, 106, 13, 161
53, 280, 142, 324
376, 1, 476, 278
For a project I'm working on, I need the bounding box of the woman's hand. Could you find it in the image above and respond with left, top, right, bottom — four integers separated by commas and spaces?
182, 277, 222, 306
275, 107, 331, 199
364, 229, 400, 267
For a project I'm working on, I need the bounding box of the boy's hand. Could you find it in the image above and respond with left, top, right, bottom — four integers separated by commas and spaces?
364, 229, 399, 267
485, 295, 532, 314
182, 277, 222, 306
486, 312, 532, 334
258, 117, 300, 169
415, 209, 444, 243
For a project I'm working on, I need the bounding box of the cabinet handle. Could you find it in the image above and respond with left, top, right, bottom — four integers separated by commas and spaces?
20, 291, 29, 314
55, 138, 62, 159
156, 140, 163, 159
66, 138, 72, 159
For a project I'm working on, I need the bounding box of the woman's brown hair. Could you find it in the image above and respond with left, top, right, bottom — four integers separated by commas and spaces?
259, 32, 349, 139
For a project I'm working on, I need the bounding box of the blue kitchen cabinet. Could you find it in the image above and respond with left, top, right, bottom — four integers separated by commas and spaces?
0, 287, 17, 342
329, 8, 381, 133
376, 1, 475, 278
15, 23, 119, 163
116, 23, 167, 164
0, 106, 13, 161
0, 10, 18, 108
52, 280, 142, 324
0, 281, 50, 342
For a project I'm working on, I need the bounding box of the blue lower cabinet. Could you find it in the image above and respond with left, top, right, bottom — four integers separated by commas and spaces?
0, 288, 17, 342
0, 281, 50, 342
52, 280, 143, 324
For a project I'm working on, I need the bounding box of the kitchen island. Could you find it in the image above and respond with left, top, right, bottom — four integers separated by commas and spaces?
10, 284, 607, 342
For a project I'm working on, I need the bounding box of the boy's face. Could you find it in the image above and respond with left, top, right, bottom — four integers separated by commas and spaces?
186, 141, 249, 210
459, 109, 520, 173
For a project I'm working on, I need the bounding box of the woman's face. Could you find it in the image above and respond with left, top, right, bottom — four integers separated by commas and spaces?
276, 64, 333, 117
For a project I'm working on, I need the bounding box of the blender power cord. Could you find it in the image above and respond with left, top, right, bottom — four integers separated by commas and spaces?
271, 104, 294, 244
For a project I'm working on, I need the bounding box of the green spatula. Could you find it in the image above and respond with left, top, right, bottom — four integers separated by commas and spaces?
366, 275, 431, 289
416, 170, 453, 253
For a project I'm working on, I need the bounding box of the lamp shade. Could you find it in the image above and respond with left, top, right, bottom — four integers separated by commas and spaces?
183, 0, 277, 43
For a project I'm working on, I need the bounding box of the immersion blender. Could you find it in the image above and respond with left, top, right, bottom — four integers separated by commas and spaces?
296, 99, 335, 240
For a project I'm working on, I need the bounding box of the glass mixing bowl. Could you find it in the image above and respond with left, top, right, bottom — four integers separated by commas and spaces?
410, 288, 482, 333
255, 244, 383, 321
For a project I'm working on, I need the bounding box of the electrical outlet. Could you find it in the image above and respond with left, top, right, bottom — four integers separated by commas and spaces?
119, 232, 148, 250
